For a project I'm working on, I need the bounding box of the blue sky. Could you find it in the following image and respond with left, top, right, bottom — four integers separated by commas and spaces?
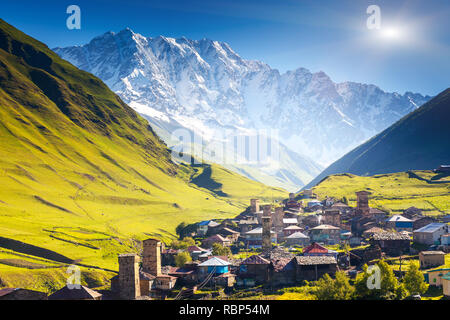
1, 0, 449, 95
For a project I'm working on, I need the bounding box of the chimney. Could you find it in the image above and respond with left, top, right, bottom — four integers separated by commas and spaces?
118, 253, 141, 300
142, 238, 162, 276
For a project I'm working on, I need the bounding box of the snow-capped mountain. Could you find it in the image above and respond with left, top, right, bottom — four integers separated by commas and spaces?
54, 28, 431, 190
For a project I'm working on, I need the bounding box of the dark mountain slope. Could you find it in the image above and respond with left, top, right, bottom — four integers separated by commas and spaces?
304, 88, 450, 189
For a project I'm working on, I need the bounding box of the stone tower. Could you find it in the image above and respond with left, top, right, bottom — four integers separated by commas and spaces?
142, 238, 162, 276
118, 253, 141, 300
262, 205, 272, 252
356, 191, 371, 215
289, 193, 295, 201
250, 199, 260, 213
273, 206, 284, 232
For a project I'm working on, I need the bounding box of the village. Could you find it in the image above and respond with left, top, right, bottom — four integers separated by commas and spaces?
1, 189, 449, 301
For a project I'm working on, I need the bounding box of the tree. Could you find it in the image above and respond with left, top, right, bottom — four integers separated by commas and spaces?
342, 196, 349, 205
171, 237, 196, 250
212, 243, 231, 257
174, 251, 192, 267
403, 261, 428, 296
175, 222, 187, 239
354, 260, 405, 300
314, 271, 355, 300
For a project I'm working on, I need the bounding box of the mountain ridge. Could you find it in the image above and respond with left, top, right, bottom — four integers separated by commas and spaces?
54, 28, 431, 191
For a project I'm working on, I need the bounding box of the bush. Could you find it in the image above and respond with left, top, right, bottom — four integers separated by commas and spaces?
174, 251, 192, 267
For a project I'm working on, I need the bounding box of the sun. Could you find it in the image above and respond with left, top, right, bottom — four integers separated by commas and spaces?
381, 27, 401, 39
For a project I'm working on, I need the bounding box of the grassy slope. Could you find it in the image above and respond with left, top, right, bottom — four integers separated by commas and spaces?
311, 171, 450, 216
0, 19, 286, 290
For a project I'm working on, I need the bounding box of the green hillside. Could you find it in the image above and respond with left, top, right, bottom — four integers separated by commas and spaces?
0, 19, 286, 292
312, 170, 450, 216
304, 88, 450, 189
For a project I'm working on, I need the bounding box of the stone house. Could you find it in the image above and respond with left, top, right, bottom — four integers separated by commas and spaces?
362, 227, 385, 238
309, 224, 341, 244
218, 227, 240, 242
301, 214, 321, 228
349, 245, 382, 266
201, 234, 232, 248
370, 232, 411, 256
283, 225, 304, 237
244, 227, 276, 248
419, 251, 446, 269
285, 232, 310, 247
268, 258, 297, 286
413, 223, 449, 245
402, 206, 423, 220
0, 288, 47, 300
238, 255, 270, 284
293, 256, 337, 282
238, 218, 259, 234
323, 209, 341, 227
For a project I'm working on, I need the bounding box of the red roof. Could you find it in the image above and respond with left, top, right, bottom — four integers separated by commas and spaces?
303, 242, 329, 254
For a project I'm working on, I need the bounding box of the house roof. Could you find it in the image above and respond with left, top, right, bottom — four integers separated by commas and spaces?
331, 202, 349, 208
283, 218, 298, 224
167, 267, 194, 276
198, 256, 230, 267
245, 227, 275, 235
294, 256, 337, 266
414, 223, 447, 233
198, 220, 210, 226
363, 227, 385, 234
0, 288, 16, 297
239, 219, 259, 225
420, 251, 445, 256
286, 232, 309, 239
311, 224, 340, 230
140, 269, 156, 281
203, 234, 228, 242
271, 257, 295, 272
283, 225, 303, 230
303, 242, 329, 254
220, 227, 240, 234
372, 232, 411, 241
241, 255, 270, 265
369, 208, 386, 215
48, 285, 102, 300
262, 247, 294, 261
386, 215, 413, 222
187, 245, 206, 253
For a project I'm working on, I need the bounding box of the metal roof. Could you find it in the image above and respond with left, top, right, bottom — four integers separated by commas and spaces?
198, 256, 230, 267
286, 232, 309, 239
414, 223, 447, 233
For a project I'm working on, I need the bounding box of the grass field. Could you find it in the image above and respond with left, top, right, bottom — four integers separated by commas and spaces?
0, 19, 287, 292
312, 171, 450, 216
